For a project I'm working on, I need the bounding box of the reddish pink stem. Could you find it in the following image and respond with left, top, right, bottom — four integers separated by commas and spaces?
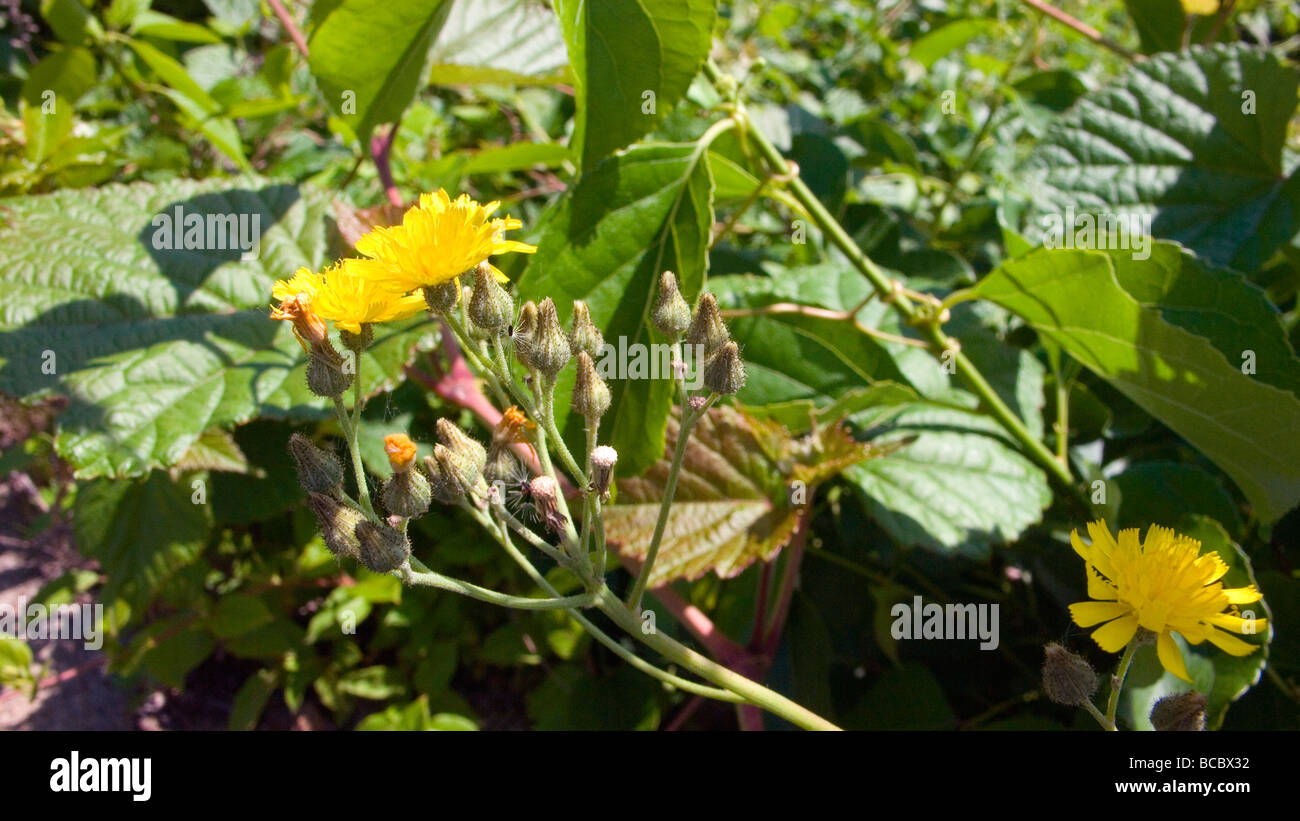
267, 0, 310, 58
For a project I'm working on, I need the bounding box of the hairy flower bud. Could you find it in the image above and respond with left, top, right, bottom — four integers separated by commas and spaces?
382, 468, 432, 519
1150, 691, 1207, 731
423, 280, 459, 314
571, 351, 611, 422
289, 433, 343, 497
529, 475, 566, 535
531, 298, 571, 378
484, 446, 522, 486
1041, 643, 1099, 707
703, 341, 746, 395
568, 300, 604, 358
590, 445, 617, 501
308, 492, 364, 562
653, 271, 691, 338
436, 418, 487, 478
685, 292, 729, 356
339, 324, 373, 353
469, 261, 514, 334
512, 300, 540, 370
306, 344, 354, 398
354, 520, 411, 573
421, 452, 462, 504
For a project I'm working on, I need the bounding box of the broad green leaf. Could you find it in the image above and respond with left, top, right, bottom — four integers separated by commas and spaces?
229, 668, 280, 730
459, 142, 571, 176
709, 270, 917, 410
21, 46, 97, 106
516, 142, 714, 476
40, 0, 103, 46
142, 627, 215, 689
1107, 242, 1300, 397
965, 248, 1300, 523
308, 0, 454, 146
1113, 461, 1243, 535
175, 427, 250, 473
844, 662, 957, 731
1118, 516, 1270, 730
1021, 44, 1300, 272
0, 637, 35, 690
338, 665, 408, 700
527, 663, 660, 730
906, 19, 998, 68
0, 177, 433, 478
845, 403, 1052, 556
428, 0, 569, 87
605, 405, 886, 586
555, 0, 716, 169
131, 11, 223, 44
1123, 0, 1186, 53
72, 470, 210, 611
210, 593, 274, 639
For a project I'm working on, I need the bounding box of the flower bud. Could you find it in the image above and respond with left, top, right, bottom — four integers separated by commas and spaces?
421, 452, 462, 504
423, 281, 459, 314
686, 292, 729, 356
529, 475, 566, 535
653, 271, 691, 338
484, 446, 522, 486
512, 300, 540, 370
1041, 643, 1099, 707
590, 445, 617, 501
354, 520, 411, 573
306, 344, 354, 398
1150, 691, 1207, 731
469, 261, 514, 334
568, 300, 604, 358
289, 433, 344, 497
531, 298, 571, 378
308, 492, 364, 562
703, 341, 746, 395
382, 468, 432, 519
339, 324, 373, 353
571, 351, 611, 423
436, 418, 487, 477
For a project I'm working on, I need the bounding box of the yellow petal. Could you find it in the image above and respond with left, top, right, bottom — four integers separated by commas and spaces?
1224, 586, 1262, 605
1157, 631, 1193, 683
1204, 628, 1260, 656
1070, 600, 1130, 627
1086, 566, 1118, 600
1090, 612, 1139, 653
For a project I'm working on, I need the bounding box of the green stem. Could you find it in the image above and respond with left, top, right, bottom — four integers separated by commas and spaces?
1082, 699, 1117, 732
702, 59, 1073, 492
1105, 637, 1141, 729
399, 563, 595, 610
463, 504, 745, 702
594, 588, 840, 731
333, 396, 376, 520
626, 397, 712, 611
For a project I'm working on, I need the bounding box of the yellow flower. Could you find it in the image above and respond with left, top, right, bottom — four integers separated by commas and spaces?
1068, 520, 1266, 683
1180, 0, 1218, 15
271, 267, 323, 303
349, 189, 536, 294
311, 260, 428, 334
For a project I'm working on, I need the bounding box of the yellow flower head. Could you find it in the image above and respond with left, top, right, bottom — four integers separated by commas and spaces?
1068, 520, 1266, 683
272, 267, 323, 304
349, 190, 536, 294
310, 259, 428, 335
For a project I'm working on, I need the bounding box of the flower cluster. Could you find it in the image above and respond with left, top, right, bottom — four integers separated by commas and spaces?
269, 189, 535, 397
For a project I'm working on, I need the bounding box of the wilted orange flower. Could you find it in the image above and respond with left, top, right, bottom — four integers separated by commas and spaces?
384, 433, 418, 473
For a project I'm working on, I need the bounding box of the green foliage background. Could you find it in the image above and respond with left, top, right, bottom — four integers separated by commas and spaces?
0, 0, 1297, 730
